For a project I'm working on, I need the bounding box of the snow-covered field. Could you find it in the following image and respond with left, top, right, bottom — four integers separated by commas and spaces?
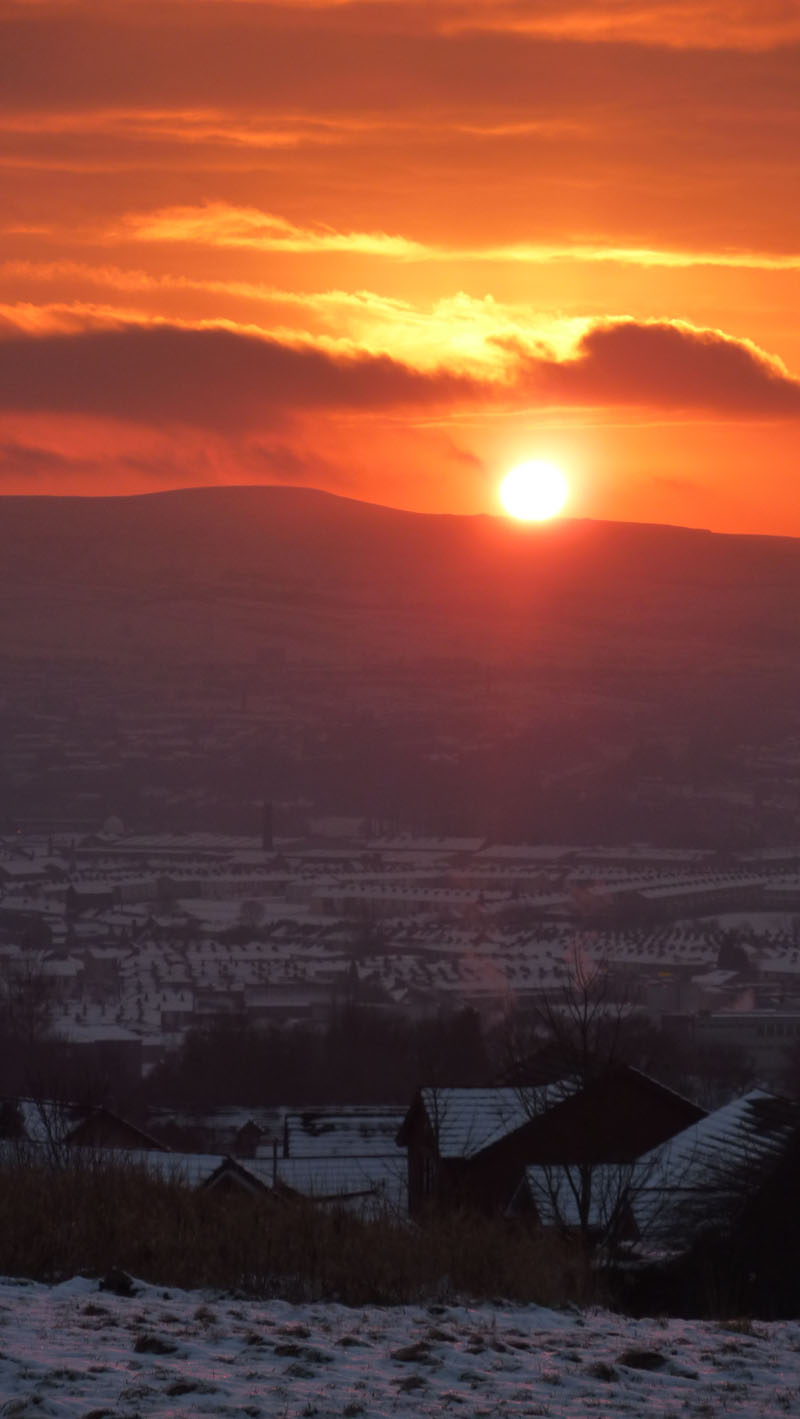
1, 1274, 799, 1417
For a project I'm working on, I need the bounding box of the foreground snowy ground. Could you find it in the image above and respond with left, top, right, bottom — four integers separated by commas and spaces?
1, 1274, 799, 1418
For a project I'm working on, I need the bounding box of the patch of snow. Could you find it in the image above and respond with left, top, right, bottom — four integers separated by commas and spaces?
0, 1273, 798, 1415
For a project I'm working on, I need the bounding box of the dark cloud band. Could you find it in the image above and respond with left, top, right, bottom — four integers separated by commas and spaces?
0, 318, 797, 431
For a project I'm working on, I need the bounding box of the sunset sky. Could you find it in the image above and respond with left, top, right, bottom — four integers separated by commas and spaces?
2, 1, 800, 533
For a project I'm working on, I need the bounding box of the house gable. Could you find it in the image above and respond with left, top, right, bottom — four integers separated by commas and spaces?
398, 1066, 705, 1216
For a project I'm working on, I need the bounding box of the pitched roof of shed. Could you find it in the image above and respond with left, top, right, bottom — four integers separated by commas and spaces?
521, 1162, 633, 1231
3, 1099, 167, 1153
248, 1154, 405, 1203
411, 1066, 697, 1162
204, 1152, 407, 1217
632, 1089, 800, 1252
418, 1083, 574, 1160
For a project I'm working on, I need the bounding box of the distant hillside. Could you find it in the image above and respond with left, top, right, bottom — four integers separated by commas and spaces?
1, 484, 799, 672
3, 485, 800, 844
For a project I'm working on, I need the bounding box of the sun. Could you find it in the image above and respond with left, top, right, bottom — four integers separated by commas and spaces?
499, 459, 569, 521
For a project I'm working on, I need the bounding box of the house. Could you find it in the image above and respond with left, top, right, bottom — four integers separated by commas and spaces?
232, 1119, 264, 1158
0, 860, 61, 890
136, 1103, 408, 1216
202, 1152, 406, 1217
630, 1088, 800, 1258
617, 1089, 800, 1315
64, 1105, 168, 1153
500, 1087, 800, 1317
65, 884, 119, 917
0, 1098, 168, 1154
396, 1065, 705, 1216
200, 1104, 408, 1217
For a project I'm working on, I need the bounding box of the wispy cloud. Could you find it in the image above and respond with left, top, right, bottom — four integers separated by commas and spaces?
0, 266, 581, 377
119, 204, 427, 258
0, 300, 148, 335
19, 2, 798, 53
0, 439, 93, 479
117, 202, 800, 273
480, 243, 800, 271
0, 106, 370, 150
437, 1, 800, 50
0, 105, 582, 146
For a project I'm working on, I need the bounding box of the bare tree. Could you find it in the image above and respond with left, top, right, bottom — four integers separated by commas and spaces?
502, 940, 653, 1250
0, 945, 58, 1096
503, 940, 639, 1089
1, 946, 55, 1048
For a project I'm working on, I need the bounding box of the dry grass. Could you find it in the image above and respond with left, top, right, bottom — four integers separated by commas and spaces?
0, 1157, 593, 1308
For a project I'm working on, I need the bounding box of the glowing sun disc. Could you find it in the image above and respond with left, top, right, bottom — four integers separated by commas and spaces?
499, 460, 569, 521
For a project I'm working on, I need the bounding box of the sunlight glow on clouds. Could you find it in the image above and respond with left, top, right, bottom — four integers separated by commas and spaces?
1, 0, 800, 531
117, 203, 800, 274
438, 0, 800, 49
1, 315, 797, 427
121, 204, 428, 259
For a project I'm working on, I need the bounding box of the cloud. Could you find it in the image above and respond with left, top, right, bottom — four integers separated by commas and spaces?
0, 324, 481, 429
121, 204, 426, 258
527, 319, 800, 415
2, 10, 798, 267
0, 439, 92, 477
444, 441, 486, 469
3, 5, 797, 121
5, 3, 798, 65
439, 1, 800, 50
0, 107, 349, 150
480, 244, 800, 271
0, 276, 576, 381
0, 318, 797, 439
0, 299, 150, 335
118, 202, 800, 272
246, 438, 352, 488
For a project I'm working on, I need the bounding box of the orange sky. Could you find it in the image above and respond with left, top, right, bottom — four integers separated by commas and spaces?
2, 0, 800, 533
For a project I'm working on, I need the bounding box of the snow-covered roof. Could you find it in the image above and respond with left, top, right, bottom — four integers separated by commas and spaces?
689, 968, 742, 988
367, 836, 486, 853
249, 1154, 406, 1207
57, 1023, 142, 1044
198, 1151, 407, 1217
284, 1108, 406, 1159
632, 1089, 800, 1252
417, 1084, 572, 1160
521, 1163, 633, 1232
117, 1149, 227, 1187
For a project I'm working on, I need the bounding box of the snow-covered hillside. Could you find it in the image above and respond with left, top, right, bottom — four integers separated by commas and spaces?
0, 1273, 798, 1417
